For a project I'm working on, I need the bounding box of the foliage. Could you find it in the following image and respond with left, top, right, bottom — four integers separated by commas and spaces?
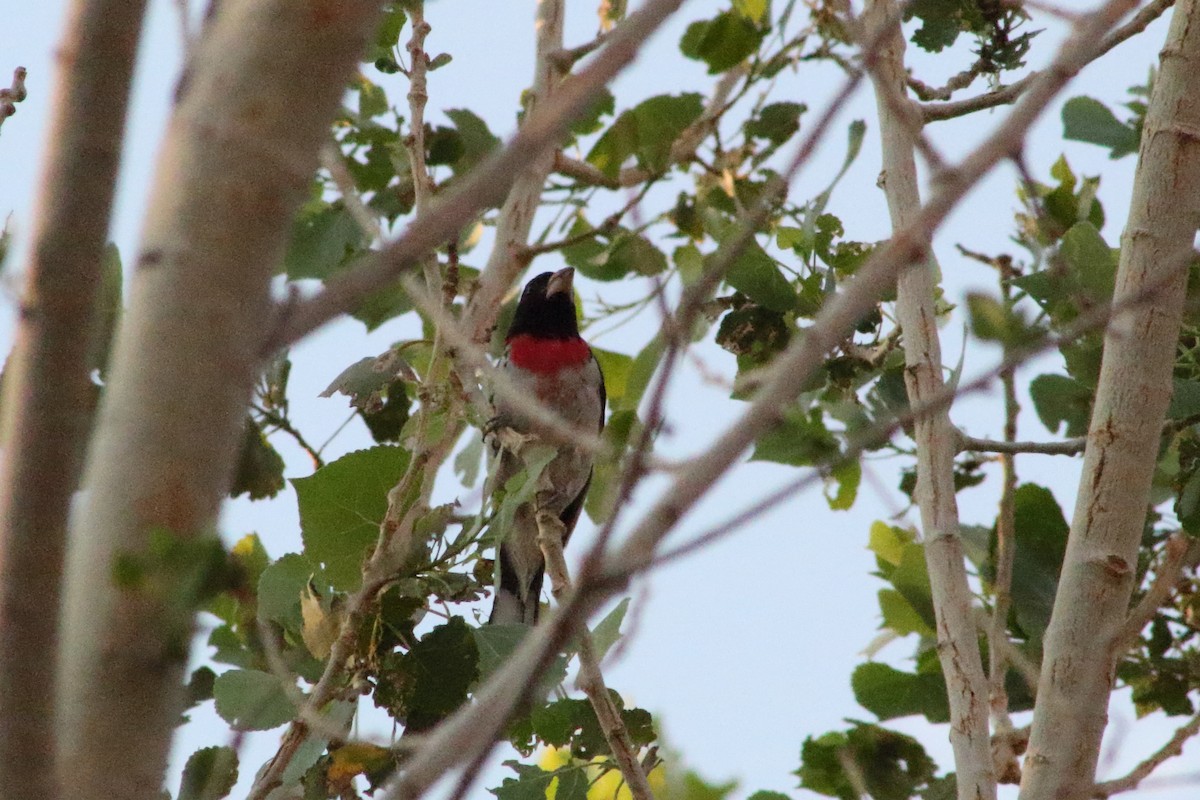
25, 0, 1196, 798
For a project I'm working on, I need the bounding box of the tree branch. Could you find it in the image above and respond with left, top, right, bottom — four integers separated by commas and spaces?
535, 509, 653, 800
1112, 532, 1200, 655
368, 3, 1153, 797
989, 339, 1021, 783
957, 431, 1087, 455
55, 4, 384, 800
863, 1, 995, 796
1091, 711, 1200, 797
922, 0, 1174, 122
1021, 0, 1200, 795
0, 4, 145, 797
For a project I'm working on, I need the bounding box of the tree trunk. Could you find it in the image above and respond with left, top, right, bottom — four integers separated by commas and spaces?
55, 3, 381, 798
0, 2, 147, 797
1021, 1, 1200, 796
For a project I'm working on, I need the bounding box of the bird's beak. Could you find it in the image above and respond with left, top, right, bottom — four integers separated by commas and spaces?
545, 267, 575, 298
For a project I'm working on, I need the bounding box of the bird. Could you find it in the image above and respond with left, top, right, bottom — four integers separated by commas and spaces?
485, 267, 606, 625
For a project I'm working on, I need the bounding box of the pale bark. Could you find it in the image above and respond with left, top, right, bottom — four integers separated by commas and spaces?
1020, 1, 1200, 797
460, 0, 564, 345
536, 509, 654, 800
0, 3, 146, 797
55, 3, 382, 798
863, 1, 996, 797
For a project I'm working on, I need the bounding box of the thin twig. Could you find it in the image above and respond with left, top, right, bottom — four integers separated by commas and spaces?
1091, 712, 1200, 797
921, 0, 1174, 122
1112, 533, 1200, 655
988, 278, 1021, 783
253, 403, 325, 469
957, 431, 1087, 455
321, 142, 382, 240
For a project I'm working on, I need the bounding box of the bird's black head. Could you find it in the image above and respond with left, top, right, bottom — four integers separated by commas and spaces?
506, 267, 580, 341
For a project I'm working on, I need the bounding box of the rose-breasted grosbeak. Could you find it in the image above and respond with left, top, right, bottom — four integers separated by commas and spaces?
486, 267, 606, 625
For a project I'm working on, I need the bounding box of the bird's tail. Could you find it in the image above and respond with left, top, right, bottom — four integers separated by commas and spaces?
488, 547, 544, 625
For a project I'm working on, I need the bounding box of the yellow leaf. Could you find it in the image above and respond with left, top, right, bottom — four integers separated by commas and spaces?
301, 582, 341, 659
327, 742, 392, 785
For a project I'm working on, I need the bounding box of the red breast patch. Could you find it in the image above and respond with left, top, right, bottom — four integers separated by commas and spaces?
507, 334, 592, 374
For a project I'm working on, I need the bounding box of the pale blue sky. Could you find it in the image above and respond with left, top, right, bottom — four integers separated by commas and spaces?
0, 1, 1194, 798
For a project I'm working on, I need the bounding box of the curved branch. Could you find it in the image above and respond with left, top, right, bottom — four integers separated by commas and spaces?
922, 0, 1174, 122
1091, 711, 1200, 797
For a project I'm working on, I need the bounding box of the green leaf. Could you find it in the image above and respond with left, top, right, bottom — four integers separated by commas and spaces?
878, 588, 934, 637
185, 666, 217, 708
1029, 373, 1092, 437
1008, 483, 1069, 643
352, 281, 414, 331
825, 460, 861, 510
374, 617, 478, 732
1168, 379, 1200, 421
1063, 96, 1139, 159
454, 434, 485, 487
716, 304, 791, 366
585, 410, 639, 522
589, 598, 631, 662
230, 417, 286, 500
868, 521, 911, 567
570, 88, 615, 137
446, 108, 500, 173
285, 203, 368, 281
746, 102, 805, 147
358, 77, 388, 119
473, 625, 568, 699
368, 6, 406, 63
592, 348, 633, 412
179, 746, 238, 800
751, 407, 837, 466
607, 233, 669, 279
891, 543, 936, 631
257, 553, 314, 630
799, 723, 938, 800
293, 446, 411, 591
725, 240, 798, 313
1059, 221, 1117, 299
852, 662, 949, 722
213, 669, 295, 731
680, 11, 765, 73
746, 793, 790, 800
803, 122, 867, 230
493, 763, 587, 800
905, 0, 972, 53
631, 93, 703, 172
624, 336, 665, 411
586, 111, 638, 179
428, 52, 453, 70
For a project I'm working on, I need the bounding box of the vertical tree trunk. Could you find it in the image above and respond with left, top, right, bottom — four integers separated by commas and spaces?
55, 3, 381, 798
863, 2, 997, 798
0, 3, 147, 797
1021, 1, 1200, 797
